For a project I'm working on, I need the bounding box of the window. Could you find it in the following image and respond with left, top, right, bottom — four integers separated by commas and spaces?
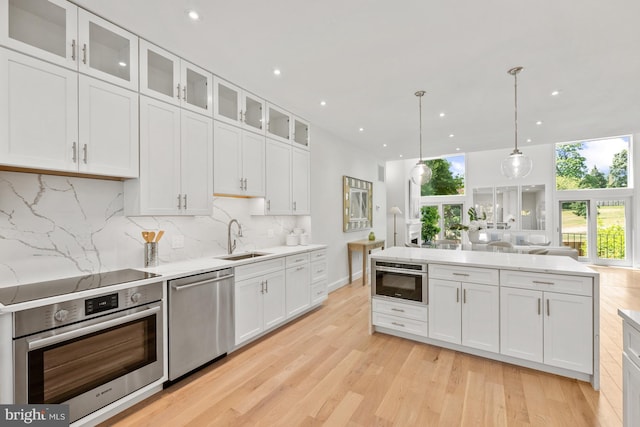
555, 136, 630, 190
421, 154, 465, 196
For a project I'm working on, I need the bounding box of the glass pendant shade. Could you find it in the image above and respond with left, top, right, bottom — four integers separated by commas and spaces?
410, 161, 432, 186
501, 150, 533, 179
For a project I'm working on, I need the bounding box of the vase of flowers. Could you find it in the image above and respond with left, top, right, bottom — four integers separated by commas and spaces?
450, 207, 487, 243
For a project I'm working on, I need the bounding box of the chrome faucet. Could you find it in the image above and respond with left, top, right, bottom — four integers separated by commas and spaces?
227, 219, 243, 254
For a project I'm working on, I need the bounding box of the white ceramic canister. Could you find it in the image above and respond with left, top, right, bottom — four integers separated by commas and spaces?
299, 233, 309, 245
286, 233, 299, 246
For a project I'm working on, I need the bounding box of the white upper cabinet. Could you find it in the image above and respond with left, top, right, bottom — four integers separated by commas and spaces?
214, 77, 265, 134
77, 9, 138, 91
0, 48, 77, 172
1, 0, 77, 69
292, 116, 310, 149
264, 139, 292, 215
139, 40, 211, 115
266, 103, 291, 144
291, 147, 310, 214
1, 1, 138, 91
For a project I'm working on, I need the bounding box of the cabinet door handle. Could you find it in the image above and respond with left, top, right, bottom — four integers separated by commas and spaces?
546, 299, 550, 316
240, 178, 244, 190
176, 83, 181, 99
183, 194, 188, 210
456, 288, 459, 303
260, 281, 265, 294
391, 322, 405, 328
82, 144, 87, 164
533, 280, 554, 285
293, 201, 297, 211
537, 298, 541, 315
243, 178, 248, 190
267, 200, 271, 211
463, 289, 467, 304
183, 86, 187, 101
391, 308, 405, 312
71, 39, 76, 61
72, 142, 77, 163
265, 279, 268, 293
177, 194, 182, 209
239, 110, 244, 122
82, 43, 87, 64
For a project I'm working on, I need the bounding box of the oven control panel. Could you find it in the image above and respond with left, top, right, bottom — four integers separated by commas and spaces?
13, 281, 163, 338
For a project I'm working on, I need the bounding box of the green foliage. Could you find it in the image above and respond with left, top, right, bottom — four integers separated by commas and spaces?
556, 143, 587, 179
563, 201, 587, 218
421, 158, 464, 196
579, 166, 607, 189
609, 149, 628, 188
556, 175, 580, 190
443, 205, 462, 240
467, 207, 486, 221
597, 224, 625, 259
421, 205, 441, 243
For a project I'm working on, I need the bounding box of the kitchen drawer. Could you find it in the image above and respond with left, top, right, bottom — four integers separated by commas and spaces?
311, 260, 327, 282
430, 264, 499, 285
235, 257, 285, 281
372, 298, 428, 322
311, 281, 328, 304
373, 312, 428, 337
624, 321, 640, 369
309, 249, 326, 262
500, 270, 592, 296
286, 253, 310, 268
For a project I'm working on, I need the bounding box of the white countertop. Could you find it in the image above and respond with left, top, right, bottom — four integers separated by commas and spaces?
0, 244, 326, 314
370, 247, 597, 277
618, 309, 640, 330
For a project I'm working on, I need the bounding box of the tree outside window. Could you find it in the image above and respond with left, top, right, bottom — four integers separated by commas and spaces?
421, 155, 465, 196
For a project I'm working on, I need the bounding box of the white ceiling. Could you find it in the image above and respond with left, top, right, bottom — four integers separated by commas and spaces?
75, 0, 640, 161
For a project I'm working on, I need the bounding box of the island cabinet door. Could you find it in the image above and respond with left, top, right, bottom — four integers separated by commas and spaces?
543, 292, 593, 374
500, 287, 543, 363
428, 279, 461, 344
461, 282, 499, 353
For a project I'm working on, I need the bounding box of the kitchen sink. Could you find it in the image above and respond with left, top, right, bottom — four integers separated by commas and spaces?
215, 252, 271, 261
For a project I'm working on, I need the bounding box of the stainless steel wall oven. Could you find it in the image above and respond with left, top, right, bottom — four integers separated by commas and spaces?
12, 280, 163, 423
373, 260, 428, 303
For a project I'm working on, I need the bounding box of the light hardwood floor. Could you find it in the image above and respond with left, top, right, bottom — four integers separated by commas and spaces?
102, 266, 640, 426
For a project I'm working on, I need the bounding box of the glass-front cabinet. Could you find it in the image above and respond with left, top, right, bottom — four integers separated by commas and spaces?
213, 76, 266, 134
292, 116, 310, 148
267, 103, 291, 143
1, 0, 138, 91
140, 40, 211, 114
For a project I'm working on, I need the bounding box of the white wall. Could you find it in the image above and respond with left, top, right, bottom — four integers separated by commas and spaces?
310, 127, 386, 291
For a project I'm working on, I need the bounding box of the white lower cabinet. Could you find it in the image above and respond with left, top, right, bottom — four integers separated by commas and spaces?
622, 317, 640, 427
372, 298, 428, 337
125, 96, 212, 215
234, 259, 286, 346
500, 286, 593, 373
310, 250, 328, 305
428, 278, 499, 353
285, 253, 310, 318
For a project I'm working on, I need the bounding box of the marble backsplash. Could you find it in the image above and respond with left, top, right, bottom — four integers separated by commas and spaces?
0, 171, 310, 287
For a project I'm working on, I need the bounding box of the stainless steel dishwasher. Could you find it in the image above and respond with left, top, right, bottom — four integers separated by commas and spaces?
168, 268, 234, 380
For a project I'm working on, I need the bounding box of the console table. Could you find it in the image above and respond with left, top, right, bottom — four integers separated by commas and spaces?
347, 239, 385, 286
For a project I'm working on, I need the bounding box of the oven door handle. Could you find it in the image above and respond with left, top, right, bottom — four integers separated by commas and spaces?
375, 267, 425, 276
27, 305, 161, 351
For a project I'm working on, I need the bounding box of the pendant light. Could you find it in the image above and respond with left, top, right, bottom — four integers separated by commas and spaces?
409, 90, 432, 186
501, 66, 533, 179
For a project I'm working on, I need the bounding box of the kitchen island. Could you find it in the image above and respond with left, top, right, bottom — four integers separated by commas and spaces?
370, 247, 600, 389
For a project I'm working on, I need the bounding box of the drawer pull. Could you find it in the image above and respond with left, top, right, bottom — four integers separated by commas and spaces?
391, 322, 405, 328
453, 273, 470, 277
391, 308, 405, 313
533, 280, 555, 285
296, 266, 305, 271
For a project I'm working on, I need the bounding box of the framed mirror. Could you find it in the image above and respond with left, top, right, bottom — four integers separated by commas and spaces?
472, 187, 494, 227
521, 184, 546, 230
343, 175, 373, 232
495, 186, 518, 229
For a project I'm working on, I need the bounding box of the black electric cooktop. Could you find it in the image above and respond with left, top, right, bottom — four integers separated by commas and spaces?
0, 269, 161, 306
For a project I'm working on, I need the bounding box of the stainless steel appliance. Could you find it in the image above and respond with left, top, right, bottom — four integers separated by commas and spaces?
373, 260, 428, 303
168, 268, 234, 380
11, 273, 163, 424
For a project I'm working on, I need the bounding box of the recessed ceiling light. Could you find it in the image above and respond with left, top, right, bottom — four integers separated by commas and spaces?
551, 90, 560, 96
320, 100, 326, 106
399, 154, 403, 158
118, 61, 127, 67
439, 112, 446, 118
187, 10, 199, 20
273, 68, 281, 76
359, 127, 364, 132
449, 134, 454, 138
456, 147, 460, 151
536, 120, 543, 125
526, 138, 532, 143
383, 143, 387, 147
